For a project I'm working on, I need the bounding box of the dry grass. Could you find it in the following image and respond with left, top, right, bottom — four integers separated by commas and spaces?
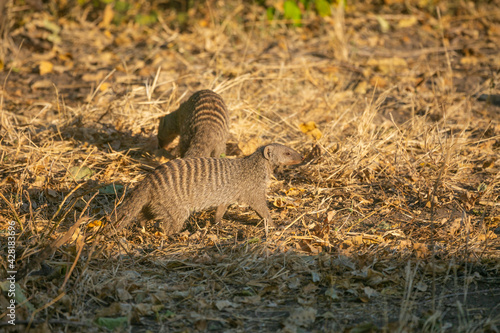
1, 1, 499, 332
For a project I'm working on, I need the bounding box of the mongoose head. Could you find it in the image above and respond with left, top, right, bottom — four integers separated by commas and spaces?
262, 144, 303, 167
158, 113, 179, 149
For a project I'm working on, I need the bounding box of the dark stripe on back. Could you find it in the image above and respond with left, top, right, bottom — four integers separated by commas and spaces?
212, 158, 221, 189
179, 159, 190, 199
153, 165, 168, 194
169, 160, 183, 201
199, 158, 209, 192
192, 157, 202, 189
194, 103, 228, 120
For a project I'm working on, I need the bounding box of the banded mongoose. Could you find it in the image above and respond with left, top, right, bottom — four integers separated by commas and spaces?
113, 144, 303, 235
158, 89, 229, 158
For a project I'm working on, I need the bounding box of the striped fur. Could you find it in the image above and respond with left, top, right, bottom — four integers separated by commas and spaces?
113, 144, 303, 235
158, 90, 229, 158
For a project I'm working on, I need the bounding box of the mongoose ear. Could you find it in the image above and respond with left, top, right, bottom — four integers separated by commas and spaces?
263, 146, 272, 160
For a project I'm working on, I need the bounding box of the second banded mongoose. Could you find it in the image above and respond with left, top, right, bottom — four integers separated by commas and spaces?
158, 90, 229, 158
113, 144, 303, 235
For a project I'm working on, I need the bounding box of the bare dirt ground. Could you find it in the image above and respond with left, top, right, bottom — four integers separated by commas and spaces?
1, 1, 499, 332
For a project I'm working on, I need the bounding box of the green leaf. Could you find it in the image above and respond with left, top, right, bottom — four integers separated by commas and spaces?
235, 289, 254, 296
157, 310, 175, 321
0, 282, 35, 311
284, 1, 302, 27
176, 12, 188, 25
299, 0, 310, 10
99, 184, 124, 195
376, 15, 390, 33
114, 1, 130, 12
325, 287, 340, 301
247, 237, 260, 244
69, 166, 94, 180
315, 0, 331, 17
95, 317, 128, 330
266, 7, 276, 21
43, 19, 61, 34
349, 322, 379, 333
135, 12, 158, 26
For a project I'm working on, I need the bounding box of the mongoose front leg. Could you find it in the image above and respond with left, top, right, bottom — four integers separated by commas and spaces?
247, 198, 274, 237
215, 204, 229, 224
153, 205, 190, 236
213, 143, 226, 158
177, 139, 190, 157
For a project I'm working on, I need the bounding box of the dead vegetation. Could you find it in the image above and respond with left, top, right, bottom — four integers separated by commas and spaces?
0, 0, 499, 332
